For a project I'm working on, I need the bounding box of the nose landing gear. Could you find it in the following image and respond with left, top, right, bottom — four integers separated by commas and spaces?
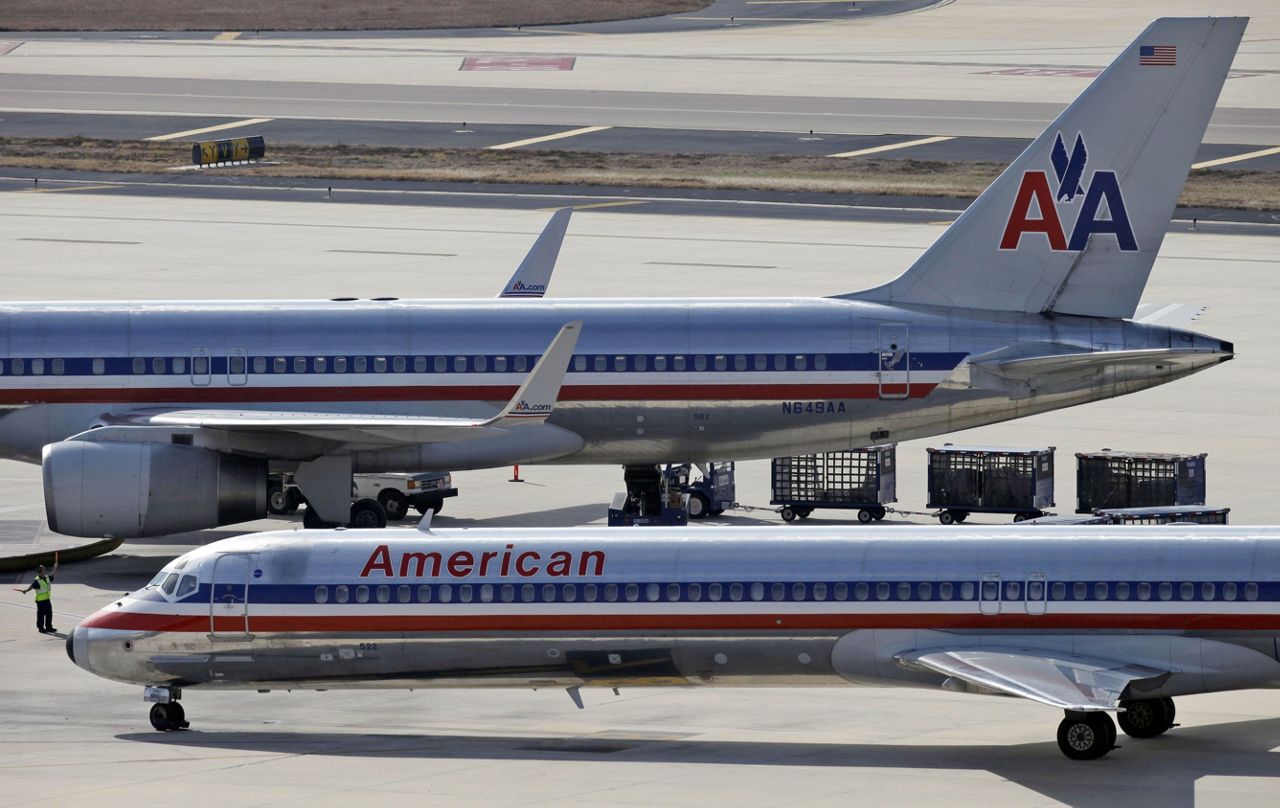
144, 686, 189, 731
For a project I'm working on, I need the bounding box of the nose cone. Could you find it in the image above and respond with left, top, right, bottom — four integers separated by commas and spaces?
65, 625, 91, 672
65, 627, 75, 664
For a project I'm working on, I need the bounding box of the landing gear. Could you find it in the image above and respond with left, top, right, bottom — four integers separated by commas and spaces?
1057, 711, 1116, 760
148, 700, 188, 731
1118, 697, 1177, 738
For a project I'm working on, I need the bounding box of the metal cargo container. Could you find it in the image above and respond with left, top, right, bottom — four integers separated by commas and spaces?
1075, 450, 1207, 513
771, 446, 896, 523
926, 445, 1055, 524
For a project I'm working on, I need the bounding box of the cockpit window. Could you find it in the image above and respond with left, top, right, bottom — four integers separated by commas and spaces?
176, 575, 197, 598
146, 570, 169, 589
160, 573, 179, 595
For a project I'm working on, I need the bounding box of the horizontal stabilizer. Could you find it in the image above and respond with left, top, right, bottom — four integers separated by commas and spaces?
968, 346, 1228, 399
1134, 302, 1207, 329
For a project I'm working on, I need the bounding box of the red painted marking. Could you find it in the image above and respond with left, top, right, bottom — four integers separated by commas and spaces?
0, 382, 937, 405
81, 610, 1280, 634
460, 56, 575, 71
1000, 171, 1067, 251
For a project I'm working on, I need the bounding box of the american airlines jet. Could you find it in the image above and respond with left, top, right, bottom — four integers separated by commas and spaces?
68, 523, 1280, 760
15, 17, 1244, 537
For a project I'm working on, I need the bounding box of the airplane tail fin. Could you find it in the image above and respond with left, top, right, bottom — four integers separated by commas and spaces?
843, 17, 1246, 319
498, 208, 572, 298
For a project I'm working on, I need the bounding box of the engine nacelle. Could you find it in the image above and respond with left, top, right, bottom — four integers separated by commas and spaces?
42, 441, 266, 538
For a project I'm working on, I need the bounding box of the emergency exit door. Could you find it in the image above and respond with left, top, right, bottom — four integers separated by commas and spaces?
877, 323, 910, 399
210, 553, 254, 639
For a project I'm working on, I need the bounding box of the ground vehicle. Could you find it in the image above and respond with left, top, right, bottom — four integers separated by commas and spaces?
927, 445, 1055, 524
772, 447, 896, 523
669, 462, 735, 519
268, 471, 458, 522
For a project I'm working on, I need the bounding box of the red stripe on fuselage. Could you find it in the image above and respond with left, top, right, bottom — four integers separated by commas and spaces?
80, 610, 1280, 633
0, 383, 934, 405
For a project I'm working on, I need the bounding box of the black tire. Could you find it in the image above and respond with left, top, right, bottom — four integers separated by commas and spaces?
1118, 698, 1170, 738
149, 702, 177, 732
349, 498, 388, 529
1057, 713, 1115, 760
414, 498, 444, 516
953, 511, 969, 523
858, 509, 874, 524
938, 511, 955, 525
1013, 512, 1028, 522
687, 492, 710, 520
267, 483, 289, 515
872, 507, 887, 521
283, 488, 303, 513
302, 505, 332, 530
780, 506, 797, 523
379, 490, 410, 521
796, 508, 812, 520
1162, 697, 1176, 728
709, 508, 725, 516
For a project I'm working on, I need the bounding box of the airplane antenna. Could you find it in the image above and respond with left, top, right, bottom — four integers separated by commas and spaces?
416, 509, 434, 533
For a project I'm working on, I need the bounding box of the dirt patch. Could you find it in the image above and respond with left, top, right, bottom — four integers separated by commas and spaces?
2, 137, 1274, 211
0, 0, 711, 32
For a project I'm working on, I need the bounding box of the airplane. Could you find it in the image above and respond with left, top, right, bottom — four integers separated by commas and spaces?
10, 17, 1244, 537
66, 521, 1280, 760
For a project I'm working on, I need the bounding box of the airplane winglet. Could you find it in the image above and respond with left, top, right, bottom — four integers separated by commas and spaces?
489, 321, 582, 426
498, 208, 573, 298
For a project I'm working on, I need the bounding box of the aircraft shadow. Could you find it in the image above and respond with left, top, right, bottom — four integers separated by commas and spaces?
120, 715, 1280, 807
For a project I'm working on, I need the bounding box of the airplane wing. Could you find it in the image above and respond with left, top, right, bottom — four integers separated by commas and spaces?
103, 322, 582, 447
498, 208, 572, 298
898, 647, 1166, 712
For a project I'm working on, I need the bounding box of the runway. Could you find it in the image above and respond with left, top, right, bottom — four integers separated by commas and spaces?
2, 3, 1280, 804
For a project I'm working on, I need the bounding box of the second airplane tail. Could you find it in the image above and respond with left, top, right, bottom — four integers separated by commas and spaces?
843, 17, 1246, 319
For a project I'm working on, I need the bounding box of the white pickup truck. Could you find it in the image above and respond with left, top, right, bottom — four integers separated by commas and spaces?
268, 471, 458, 521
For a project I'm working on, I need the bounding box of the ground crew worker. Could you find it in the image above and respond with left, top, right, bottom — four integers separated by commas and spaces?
21, 560, 58, 634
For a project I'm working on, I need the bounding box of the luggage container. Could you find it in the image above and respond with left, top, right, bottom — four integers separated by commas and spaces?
771, 446, 896, 523
1095, 505, 1229, 525
926, 445, 1054, 524
1075, 450, 1207, 513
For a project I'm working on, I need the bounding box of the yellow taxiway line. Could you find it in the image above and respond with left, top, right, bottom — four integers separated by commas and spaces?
828, 135, 954, 158
1192, 146, 1280, 170
488, 125, 613, 151
146, 117, 272, 142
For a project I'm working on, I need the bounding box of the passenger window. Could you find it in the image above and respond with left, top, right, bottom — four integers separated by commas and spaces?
1115, 582, 1130, 600
1202, 582, 1215, 601
1095, 582, 1109, 601
173, 357, 186, 374
1137, 582, 1151, 601
418, 585, 431, 603
92, 358, 105, 375
354, 356, 368, 373
414, 356, 427, 373
734, 355, 746, 371
1073, 582, 1088, 600
131, 358, 144, 375
707, 583, 722, 602
373, 357, 387, 373
459, 585, 473, 603
334, 356, 348, 373
51, 358, 64, 376
714, 355, 726, 371
474, 356, 487, 372
673, 356, 687, 371
694, 355, 707, 372
573, 356, 586, 372
834, 583, 849, 601
193, 356, 209, 375
815, 354, 828, 371
253, 357, 266, 374
563, 584, 577, 602
898, 582, 912, 601
501, 584, 515, 603
1158, 582, 1173, 601
813, 582, 828, 601
1026, 580, 1043, 600
1051, 582, 1066, 600
434, 356, 447, 373
626, 583, 640, 602
161, 573, 179, 595
294, 357, 306, 373
313, 357, 326, 373
773, 354, 786, 371
356, 585, 369, 603
523, 584, 536, 603
854, 582, 869, 601
335, 585, 349, 604
750, 582, 764, 601
397, 585, 410, 603
479, 584, 493, 603
754, 355, 767, 371
176, 575, 197, 598
1005, 581, 1020, 600
772, 582, 785, 601
960, 582, 975, 600
594, 356, 606, 372
515, 356, 528, 372
1180, 582, 1195, 601
583, 584, 597, 602
29, 358, 44, 375
646, 583, 660, 602
314, 585, 329, 604
376, 585, 390, 603
939, 582, 953, 600
230, 356, 246, 375
667, 583, 681, 601
393, 356, 406, 373
793, 583, 807, 601
655, 356, 668, 372
604, 583, 619, 602
543, 584, 557, 602
614, 356, 626, 372
452, 357, 465, 373
636, 356, 648, 371
982, 581, 999, 601
492, 356, 505, 373
1245, 583, 1259, 601
687, 583, 701, 601
794, 355, 808, 371
876, 582, 891, 601
728, 583, 743, 602
1223, 582, 1237, 601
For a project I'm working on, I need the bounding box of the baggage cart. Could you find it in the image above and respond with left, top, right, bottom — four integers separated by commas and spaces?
1095, 505, 1229, 525
1076, 450, 1207, 513
927, 444, 1054, 524
771, 446, 896, 523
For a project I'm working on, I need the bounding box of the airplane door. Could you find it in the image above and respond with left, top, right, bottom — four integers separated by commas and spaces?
980, 573, 1001, 616
210, 553, 254, 639
191, 348, 212, 387
1026, 573, 1047, 615
877, 323, 910, 400
227, 348, 248, 386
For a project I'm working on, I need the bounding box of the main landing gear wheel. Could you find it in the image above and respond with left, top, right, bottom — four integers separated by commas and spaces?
149, 701, 188, 732
1119, 698, 1176, 738
687, 492, 710, 519
378, 490, 410, 521
349, 498, 388, 529
1057, 712, 1116, 760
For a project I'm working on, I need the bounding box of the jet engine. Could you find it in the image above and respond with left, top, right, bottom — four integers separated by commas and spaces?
42, 441, 266, 538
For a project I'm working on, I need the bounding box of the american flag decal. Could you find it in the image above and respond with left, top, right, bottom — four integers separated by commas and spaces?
1139, 45, 1176, 66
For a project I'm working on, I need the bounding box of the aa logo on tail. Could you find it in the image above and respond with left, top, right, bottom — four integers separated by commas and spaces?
999, 133, 1138, 253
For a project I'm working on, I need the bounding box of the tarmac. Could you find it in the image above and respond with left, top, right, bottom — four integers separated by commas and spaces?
2, 1, 1280, 804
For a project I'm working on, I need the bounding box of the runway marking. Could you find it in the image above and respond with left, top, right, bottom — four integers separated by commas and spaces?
20, 186, 118, 195
0, 41, 23, 56
548, 200, 646, 211
19, 236, 139, 244
745, 0, 862, 4
214, 32, 242, 41
675, 16, 844, 22
1193, 146, 1280, 170
328, 249, 456, 257
145, 117, 272, 142
487, 125, 612, 151
828, 135, 955, 158
648, 261, 776, 269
